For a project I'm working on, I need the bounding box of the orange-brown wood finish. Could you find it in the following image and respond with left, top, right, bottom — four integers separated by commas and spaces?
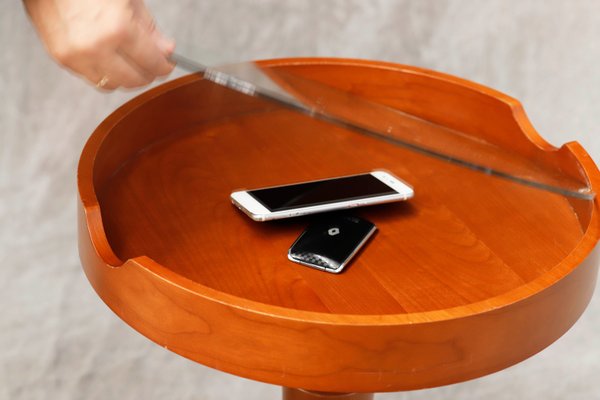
78, 58, 600, 395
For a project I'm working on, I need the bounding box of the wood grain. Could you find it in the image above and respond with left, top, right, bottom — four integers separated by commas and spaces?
78, 58, 600, 393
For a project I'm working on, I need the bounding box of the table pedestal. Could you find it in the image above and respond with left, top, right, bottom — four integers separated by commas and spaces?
283, 388, 374, 400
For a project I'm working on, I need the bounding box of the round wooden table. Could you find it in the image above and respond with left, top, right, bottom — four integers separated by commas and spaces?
78, 58, 600, 399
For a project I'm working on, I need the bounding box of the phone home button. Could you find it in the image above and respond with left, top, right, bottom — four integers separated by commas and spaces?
328, 227, 340, 236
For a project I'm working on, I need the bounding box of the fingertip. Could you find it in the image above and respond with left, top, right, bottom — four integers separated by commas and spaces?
157, 36, 176, 56
159, 37, 176, 73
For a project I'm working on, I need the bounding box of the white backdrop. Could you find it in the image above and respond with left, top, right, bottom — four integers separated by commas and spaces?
1, 1, 599, 399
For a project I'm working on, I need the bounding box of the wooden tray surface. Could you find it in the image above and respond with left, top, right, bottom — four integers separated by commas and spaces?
78, 58, 600, 392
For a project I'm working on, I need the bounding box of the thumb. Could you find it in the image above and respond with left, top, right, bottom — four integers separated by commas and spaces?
152, 30, 175, 56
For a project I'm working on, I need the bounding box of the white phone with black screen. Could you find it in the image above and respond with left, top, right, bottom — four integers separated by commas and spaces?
230, 170, 413, 221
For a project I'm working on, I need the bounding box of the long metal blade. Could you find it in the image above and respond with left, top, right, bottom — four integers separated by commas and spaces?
170, 53, 594, 200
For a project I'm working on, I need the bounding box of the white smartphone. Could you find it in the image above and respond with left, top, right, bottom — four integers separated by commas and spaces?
230, 170, 413, 221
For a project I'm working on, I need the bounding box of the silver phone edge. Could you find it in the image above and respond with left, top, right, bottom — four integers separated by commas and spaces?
230, 194, 269, 221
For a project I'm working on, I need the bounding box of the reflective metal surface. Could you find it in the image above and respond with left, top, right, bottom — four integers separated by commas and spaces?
171, 53, 594, 200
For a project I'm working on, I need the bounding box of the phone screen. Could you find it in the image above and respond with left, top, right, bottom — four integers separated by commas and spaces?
248, 173, 396, 212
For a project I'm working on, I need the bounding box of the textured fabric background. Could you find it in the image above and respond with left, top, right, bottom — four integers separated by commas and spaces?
1, 1, 599, 399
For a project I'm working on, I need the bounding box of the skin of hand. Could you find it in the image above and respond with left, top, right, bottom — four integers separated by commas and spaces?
23, 0, 175, 90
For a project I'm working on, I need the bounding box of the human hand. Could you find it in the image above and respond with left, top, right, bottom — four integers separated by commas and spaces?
24, 0, 175, 90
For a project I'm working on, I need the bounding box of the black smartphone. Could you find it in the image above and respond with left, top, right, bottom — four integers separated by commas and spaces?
288, 215, 377, 273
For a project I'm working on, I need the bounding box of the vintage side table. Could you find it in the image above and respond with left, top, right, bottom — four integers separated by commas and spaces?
78, 58, 600, 399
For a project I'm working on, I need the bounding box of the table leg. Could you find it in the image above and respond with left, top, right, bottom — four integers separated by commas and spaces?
282, 388, 374, 400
